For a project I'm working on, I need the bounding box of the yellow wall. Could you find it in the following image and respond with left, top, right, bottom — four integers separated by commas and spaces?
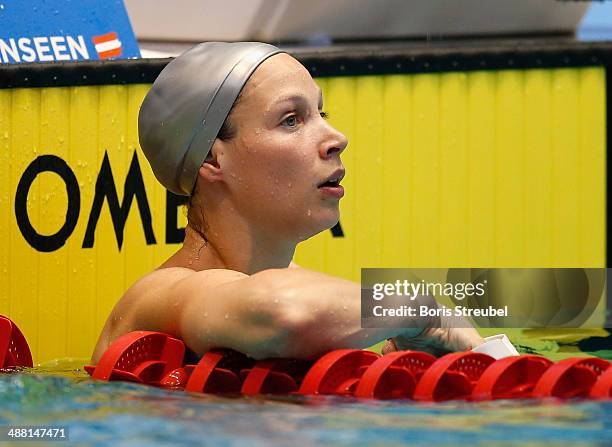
0, 67, 606, 363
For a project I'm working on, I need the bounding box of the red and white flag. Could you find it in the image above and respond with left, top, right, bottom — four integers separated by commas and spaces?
92, 32, 122, 59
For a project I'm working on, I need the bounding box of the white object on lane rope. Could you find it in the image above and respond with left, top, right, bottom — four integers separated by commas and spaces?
471, 334, 519, 359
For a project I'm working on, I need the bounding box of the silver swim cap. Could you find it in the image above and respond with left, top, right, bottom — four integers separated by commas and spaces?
139, 42, 284, 196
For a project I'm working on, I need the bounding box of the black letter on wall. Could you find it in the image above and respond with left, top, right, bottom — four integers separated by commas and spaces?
330, 221, 344, 237
82, 151, 156, 250
15, 155, 80, 252
166, 190, 188, 244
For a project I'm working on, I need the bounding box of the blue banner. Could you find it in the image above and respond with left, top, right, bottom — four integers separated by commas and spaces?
0, 0, 140, 64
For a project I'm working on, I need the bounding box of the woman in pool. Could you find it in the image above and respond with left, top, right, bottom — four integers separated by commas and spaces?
92, 42, 484, 363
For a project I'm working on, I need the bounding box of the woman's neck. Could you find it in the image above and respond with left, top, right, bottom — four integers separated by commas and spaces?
161, 224, 296, 275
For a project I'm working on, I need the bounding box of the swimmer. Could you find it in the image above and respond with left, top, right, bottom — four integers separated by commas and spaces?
91, 42, 484, 363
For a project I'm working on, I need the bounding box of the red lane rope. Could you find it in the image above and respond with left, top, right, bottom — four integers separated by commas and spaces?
0, 315, 33, 369
2, 319, 609, 402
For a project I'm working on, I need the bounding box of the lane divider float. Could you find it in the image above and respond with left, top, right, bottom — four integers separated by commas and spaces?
0, 316, 609, 401
83, 330, 612, 401
0, 315, 33, 369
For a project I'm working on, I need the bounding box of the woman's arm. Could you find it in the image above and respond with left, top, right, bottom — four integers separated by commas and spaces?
92, 266, 483, 363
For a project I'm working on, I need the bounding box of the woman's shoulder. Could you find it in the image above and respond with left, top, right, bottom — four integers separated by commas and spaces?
128, 266, 249, 297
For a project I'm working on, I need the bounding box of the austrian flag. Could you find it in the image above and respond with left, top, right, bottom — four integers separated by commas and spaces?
92, 32, 122, 59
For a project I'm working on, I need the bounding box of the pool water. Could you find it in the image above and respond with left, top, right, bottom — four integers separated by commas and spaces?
1, 363, 611, 447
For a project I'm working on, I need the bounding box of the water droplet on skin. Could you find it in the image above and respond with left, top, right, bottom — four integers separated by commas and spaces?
203, 312, 208, 317
273, 299, 278, 304
342, 305, 347, 311
307, 209, 311, 216
287, 182, 292, 188
224, 313, 229, 320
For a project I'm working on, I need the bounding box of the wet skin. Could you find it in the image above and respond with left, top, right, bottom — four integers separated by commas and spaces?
92, 53, 484, 363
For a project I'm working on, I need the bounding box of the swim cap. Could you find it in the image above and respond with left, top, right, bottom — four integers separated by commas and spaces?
138, 42, 284, 196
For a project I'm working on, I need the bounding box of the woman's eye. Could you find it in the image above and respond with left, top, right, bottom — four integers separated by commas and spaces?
282, 115, 298, 128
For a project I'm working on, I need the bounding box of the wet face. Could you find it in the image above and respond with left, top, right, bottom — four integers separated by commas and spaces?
213, 53, 348, 241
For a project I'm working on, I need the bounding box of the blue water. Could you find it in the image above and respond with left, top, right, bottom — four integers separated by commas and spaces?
1, 367, 611, 447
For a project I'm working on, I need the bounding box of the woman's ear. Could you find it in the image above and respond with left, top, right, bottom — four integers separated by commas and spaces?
197, 139, 225, 182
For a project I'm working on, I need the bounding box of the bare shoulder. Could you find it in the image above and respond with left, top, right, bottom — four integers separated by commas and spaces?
92, 267, 249, 362
126, 267, 248, 299
114, 267, 251, 327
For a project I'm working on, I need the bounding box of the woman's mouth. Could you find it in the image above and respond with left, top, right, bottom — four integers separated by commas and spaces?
319, 183, 344, 199
317, 169, 345, 198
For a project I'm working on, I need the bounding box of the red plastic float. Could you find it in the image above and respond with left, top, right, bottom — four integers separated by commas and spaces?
413, 352, 496, 402
472, 355, 553, 401
240, 358, 312, 395
354, 351, 436, 399
590, 366, 612, 399
298, 349, 380, 396
185, 349, 253, 394
83, 331, 185, 385
0, 315, 33, 369
531, 357, 610, 399
159, 365, 191, 389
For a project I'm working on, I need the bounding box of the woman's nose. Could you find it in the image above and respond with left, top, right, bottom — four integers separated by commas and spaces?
320, 126, 348, 159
